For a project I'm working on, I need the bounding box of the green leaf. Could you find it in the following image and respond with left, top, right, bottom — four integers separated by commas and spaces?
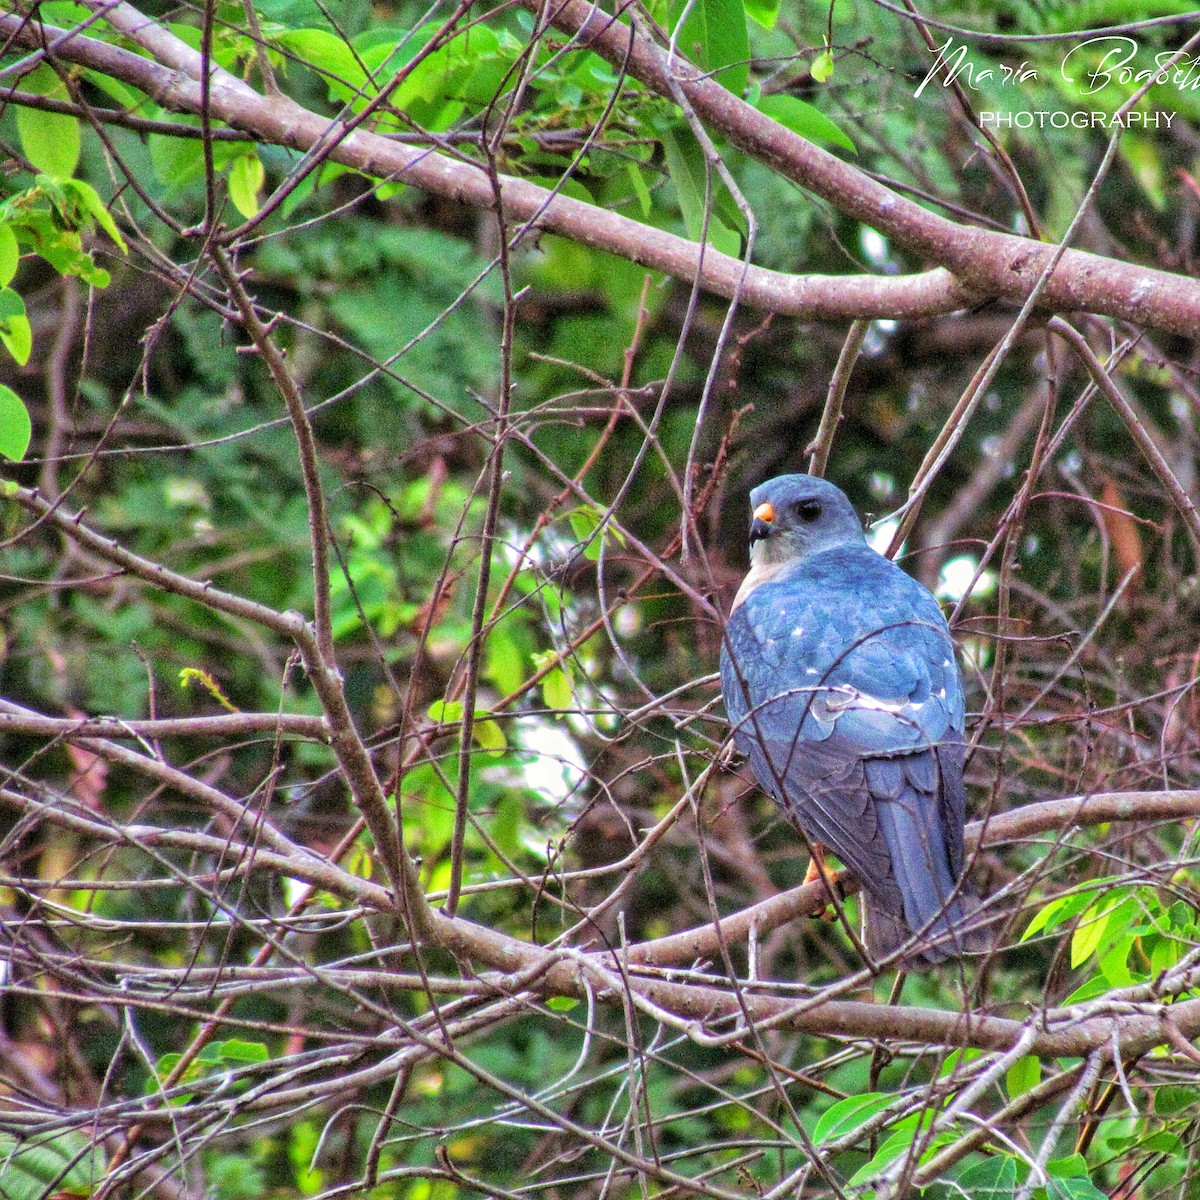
1096, 927, 1136, 987
661, 120, 701, 193
391, 24, 498, 110
1047, 1154, 1088, 1179
0, 288, 32, 366
207, 1154, 266, 1199
228, 153, 265, 219
149, 128, 207, 192
1150, 931, 1183, 974
7, 193, 111, 285
15, 66, 81, 179
542, 666, 573, 712
390, 25, 516, 123
64, 179, 128, 251
812, 1093, 892, 1144
1061, 974, 1112, 1005
218, 1039, 270, 1063
491, 791, 523, 858
79, 65, 143, 109
669, 0, 749, 94
1142, 1130, 1183, 1154
0, 1129, 106, 1194
275, 28, 371, 102
1120, 133, 1166, 211
428, 699, 465, 725
527, 174, 595, 206
811, 48, 835, 83
938, 1046, 982, 1077
403, 762, 456, 863
0, 223, 19, 287
1005, 1054, 1040, 1101
472, 715, 507, 755
1071, 901, 1115, 968
742, 0, 779, 30
1023, 882, 1114, 940
626, 161, 653, 218
1048, 1176, 1110, 1200
953, 1154, 1018, 1196
33, 1, 93, 24
569, 506, 607, 561
755, 94, 856, 152
848, 1124, 954, 1186
661, 126, 739, 253
546, 995, 578, 1011
153, 1052, 184, 1077
1154, 1084, 1196, 1114
486, 626, 527, 696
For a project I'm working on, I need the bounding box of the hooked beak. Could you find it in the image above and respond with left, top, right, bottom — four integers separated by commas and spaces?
749, 500, 775, 545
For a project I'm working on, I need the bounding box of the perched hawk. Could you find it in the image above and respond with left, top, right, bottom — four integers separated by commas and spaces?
720, 474, 985, 965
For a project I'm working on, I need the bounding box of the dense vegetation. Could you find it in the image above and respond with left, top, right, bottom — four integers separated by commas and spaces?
3, 0, 1200, 1195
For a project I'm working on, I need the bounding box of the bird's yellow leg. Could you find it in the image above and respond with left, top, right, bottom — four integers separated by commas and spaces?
804, 843, 840, 922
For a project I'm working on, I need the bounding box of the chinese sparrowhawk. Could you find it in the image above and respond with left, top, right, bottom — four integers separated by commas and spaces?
720, 474, 986, 965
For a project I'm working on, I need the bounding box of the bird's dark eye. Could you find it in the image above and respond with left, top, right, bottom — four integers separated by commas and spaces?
793, 500, 822, 523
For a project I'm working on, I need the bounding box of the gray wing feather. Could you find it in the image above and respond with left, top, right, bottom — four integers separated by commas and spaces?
743, 731, 902, 911
721, 544, 981, 964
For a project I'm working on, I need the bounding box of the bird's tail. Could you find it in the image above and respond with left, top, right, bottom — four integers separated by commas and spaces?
865, 779, 994, 967
862, 888, 993, 967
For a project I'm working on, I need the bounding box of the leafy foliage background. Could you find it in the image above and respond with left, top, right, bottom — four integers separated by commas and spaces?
2, 0, 1200, 1196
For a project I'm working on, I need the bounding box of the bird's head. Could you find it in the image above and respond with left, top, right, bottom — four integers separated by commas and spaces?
746, 474, 866, 566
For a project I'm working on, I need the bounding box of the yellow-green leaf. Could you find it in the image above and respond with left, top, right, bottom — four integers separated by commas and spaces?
811, 49, 834, 82
1005, 1054, 1040, 1101
542, 666, 573, 711
0, 383, 31, 461
65, 178, 128, 251
218, 1039, 270, 1063
228, 153, 265, 219
1022, 882, 1109, 940
15, 66, 80, 179
756, 93, 856, 153
428, 699, 465, 724
626, 161, 652, 218
0, 289, 31, 367
0, 223, 19, 287
1071, 902, 1113, 968
472, 716, 506, 755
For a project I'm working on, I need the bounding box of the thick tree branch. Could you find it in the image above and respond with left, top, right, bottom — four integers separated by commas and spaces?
9, 696, 1200, 1058
532, 0, 1200, 336
0, 13, 971, 321
8, 473, 1199, 1058
624, 788, 1200, 969
6, 9, 1200, 332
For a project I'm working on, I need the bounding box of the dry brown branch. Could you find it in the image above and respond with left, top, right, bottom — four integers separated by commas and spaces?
4, 2, 1200, 1192
1, 7, 1199, 332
